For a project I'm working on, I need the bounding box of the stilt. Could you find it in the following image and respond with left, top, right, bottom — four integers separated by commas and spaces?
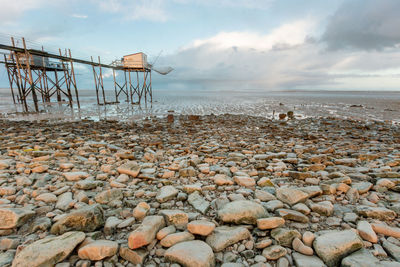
91, 56, 100, 105
22, 38, 39, 112
69, 49, 80, 109
113, 68, 118, 103
98, 56, 106, 105
4, 54, 16, 104
1, 36, 166, 113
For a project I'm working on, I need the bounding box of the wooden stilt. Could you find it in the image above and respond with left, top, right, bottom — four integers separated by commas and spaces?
98, 56, 106, 105
91, 56, 100, 105
113, 68, 118, 103
69, 49, 80, 109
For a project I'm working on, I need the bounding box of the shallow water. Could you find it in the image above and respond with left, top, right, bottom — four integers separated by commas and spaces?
0, 88, 399, 123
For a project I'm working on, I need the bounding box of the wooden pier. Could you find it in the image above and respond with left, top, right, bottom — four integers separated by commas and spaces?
0, 37, 156, 112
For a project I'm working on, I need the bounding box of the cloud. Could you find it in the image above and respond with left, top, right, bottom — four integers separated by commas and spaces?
174, 0, 273, 9
71, 14, 88, 19
0, 0, 45, 25
97, 0, 168, 22
321, 0, 400, 50
96, 0, 273, 23
156, 18, 400, 90
187, 20, 314, 51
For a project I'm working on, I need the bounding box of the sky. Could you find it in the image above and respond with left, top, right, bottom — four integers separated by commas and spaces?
0, 0, 400, 91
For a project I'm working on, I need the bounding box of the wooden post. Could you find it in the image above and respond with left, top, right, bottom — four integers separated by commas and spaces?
4, 54, 16, 104
149, 70, 152, 102
112, 68, 118, 103
124, 71, 128, 103
59, 48, 73, 107
142, 70, 147, 104
69, 49, 80, 109
12, 37, 28, 112
22, 38, 39, 112
54, 70, 61, 102
98, 56, 106, 105
128, 71, 133, 104
91, 56, 100, 105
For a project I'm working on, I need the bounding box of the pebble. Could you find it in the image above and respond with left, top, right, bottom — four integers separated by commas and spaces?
0, 114, 399, 266
165, 240, 215, 267
313, 230, 363, 267
292, 237, 313, 256
128, 216, 165, 249
160, 231, 195, 247
218, 200, 266, 224
357, 221, 378, 243
78, 240, 119, 261
187, 220, 216, 236
257, 217, 285, 230
206, 226, 251, 252
262, 245, 287, 260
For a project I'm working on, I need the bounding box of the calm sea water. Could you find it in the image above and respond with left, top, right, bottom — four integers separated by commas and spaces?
0, 88, 399, 123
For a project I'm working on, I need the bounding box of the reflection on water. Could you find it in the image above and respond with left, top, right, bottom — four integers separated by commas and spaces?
0, 89, 399, 123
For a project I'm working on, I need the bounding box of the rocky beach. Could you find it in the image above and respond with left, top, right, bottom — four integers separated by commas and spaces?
0, 113, 400, 267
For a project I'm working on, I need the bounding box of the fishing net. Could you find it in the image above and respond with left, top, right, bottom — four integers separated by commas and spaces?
151, 66, 174, 75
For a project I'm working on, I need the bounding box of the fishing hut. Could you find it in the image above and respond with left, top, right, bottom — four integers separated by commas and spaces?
0, 36, 173, 112
108, 52, 153, 105
1, 37, 79, 112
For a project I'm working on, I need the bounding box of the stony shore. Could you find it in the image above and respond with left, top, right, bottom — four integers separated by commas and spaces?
0, 114, 399, 267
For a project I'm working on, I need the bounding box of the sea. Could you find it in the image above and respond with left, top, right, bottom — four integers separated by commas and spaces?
0, 88, 399, 123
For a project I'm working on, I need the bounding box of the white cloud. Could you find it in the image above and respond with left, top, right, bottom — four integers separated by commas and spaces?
157, 20, 400, 90
71, 14, 88, 19
186, 20, 314, 51
102, 69, 115, 79
174, 0, 273, 9
0, 0, 45, 25
97, 0, 168, 22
